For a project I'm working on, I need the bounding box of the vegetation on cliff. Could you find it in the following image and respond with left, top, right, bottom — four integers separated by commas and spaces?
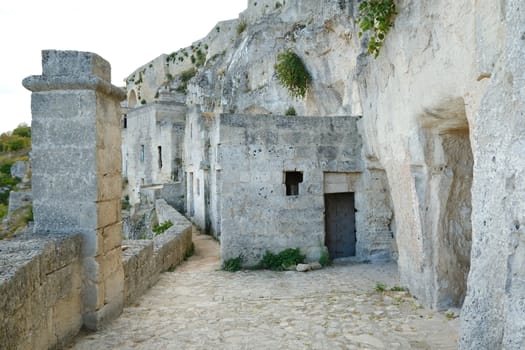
0, 124, 32, 239
275, 50, 312, 99
357, 0, 397, 58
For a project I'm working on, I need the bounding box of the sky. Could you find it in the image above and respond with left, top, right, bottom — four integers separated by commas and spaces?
0, 0, 247, 134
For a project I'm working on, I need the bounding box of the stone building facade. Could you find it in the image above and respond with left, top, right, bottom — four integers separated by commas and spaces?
122, 91, 187, 211
206, 114, 394, 265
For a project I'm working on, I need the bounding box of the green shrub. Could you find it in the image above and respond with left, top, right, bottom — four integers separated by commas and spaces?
12, 124, 31, 138
152, 220, 173, 235
259, 248, 305, 271
390, 285, 408, 292
176, 68, 197, 93
275, 50, 311, 99
0, 203, 7, 219
357, 0, 397, 58
0, 159, 14, 176
285, 107, 297, 116
223, 256, 243, 272
195, 49, 206, 67
6, 136, 28, 151
236, 20, 247, 35
319, 249, 330, 266
375, 282, 387, 292
185, 242, 195, 260
0, 205, 32, 240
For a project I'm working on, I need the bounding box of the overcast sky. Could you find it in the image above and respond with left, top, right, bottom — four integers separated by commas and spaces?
0, 0, 247, 133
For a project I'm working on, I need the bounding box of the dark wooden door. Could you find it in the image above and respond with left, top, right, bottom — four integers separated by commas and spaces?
325, 193, 356, 258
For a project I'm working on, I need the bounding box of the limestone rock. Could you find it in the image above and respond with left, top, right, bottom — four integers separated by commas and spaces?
10, 161, 29, 180
296, 264, 311, 272
309, 262, 322, 270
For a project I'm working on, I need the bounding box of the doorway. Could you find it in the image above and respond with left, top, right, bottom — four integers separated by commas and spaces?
325, 192, 356, 258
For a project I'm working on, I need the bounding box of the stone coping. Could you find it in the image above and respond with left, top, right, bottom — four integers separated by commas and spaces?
22, 75, 126, 100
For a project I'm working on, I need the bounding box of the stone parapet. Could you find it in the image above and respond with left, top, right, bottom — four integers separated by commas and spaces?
0, 233, 82, 350
122, 200, 192, 306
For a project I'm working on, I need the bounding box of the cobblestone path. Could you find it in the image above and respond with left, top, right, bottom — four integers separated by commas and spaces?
72, 232, 459, 349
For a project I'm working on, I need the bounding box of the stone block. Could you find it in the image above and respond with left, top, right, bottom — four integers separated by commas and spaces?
103, 267, 124, 305
103, 222, 122, 253
33, 117, 96, 148
42, 50, 111, 81
31, 91, 84, 121
29, 298, 54, 350
325, 182, 349, 193
32, 149, 96, 181
97, 173, 122, 202
296, 263, 311, 272
45, 263, 78, 304
82, 297, 123, 331
97, 200, 119, 229
101, 248, 123, 279
52, 291, 82, 348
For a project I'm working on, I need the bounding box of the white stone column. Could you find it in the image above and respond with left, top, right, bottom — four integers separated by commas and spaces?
23, 50, 126, 329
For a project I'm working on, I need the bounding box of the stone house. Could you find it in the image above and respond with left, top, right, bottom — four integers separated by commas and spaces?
122, 91, 187, 211
183, 111, 395, 265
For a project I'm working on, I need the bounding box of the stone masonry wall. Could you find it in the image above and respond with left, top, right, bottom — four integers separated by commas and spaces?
0, 233, 82, 350
122, 199, 193, 306
123, 96, 186, 206
216, 114, 372, 265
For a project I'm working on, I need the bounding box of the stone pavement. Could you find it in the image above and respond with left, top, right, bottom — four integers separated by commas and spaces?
72, 232, 459, 349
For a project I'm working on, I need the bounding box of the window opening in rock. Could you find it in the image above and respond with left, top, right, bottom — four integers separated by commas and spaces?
158, 146, 162, 169
140, 145, 145, 162
285, 171, 303, 196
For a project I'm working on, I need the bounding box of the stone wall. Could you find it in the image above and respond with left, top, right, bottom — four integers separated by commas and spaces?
0, 200, 193, 349
213, 114, 393, 265
0, 233, 82, 350
123, 199, 193, 306
183, 106, 212, 230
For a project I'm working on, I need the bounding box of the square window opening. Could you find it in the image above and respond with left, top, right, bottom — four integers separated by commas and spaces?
285, 171, 303, 196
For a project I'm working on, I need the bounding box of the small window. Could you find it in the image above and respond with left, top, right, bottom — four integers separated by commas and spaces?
122, 115, 127, 129
285, 171, 303, 196
158, 146, 162, 169
140, 145, 145, 162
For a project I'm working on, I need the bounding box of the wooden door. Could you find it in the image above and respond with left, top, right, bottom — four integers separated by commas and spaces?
325, 193, 356, 258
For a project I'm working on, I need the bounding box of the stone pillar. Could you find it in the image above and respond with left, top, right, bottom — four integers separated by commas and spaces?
23, 50, 126, 329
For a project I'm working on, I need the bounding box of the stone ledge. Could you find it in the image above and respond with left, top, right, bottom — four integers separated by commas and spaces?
22, 75, 126, 100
